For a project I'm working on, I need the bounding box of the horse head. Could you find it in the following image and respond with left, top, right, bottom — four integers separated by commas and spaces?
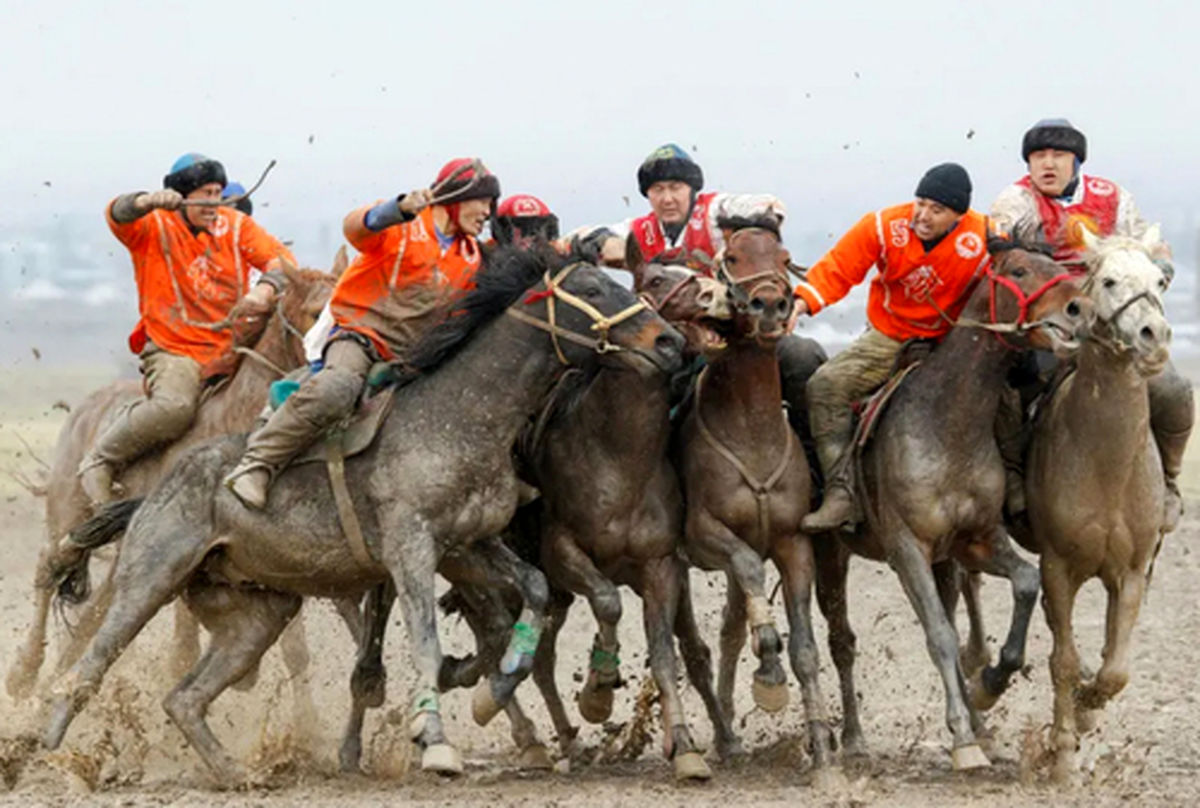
1079, 226, 1171, 376
271, 257, 338, 365
626, 236, 730, 356
714, 217, 793, 348
985, 233, 1092, 356
511, 251, 685, 378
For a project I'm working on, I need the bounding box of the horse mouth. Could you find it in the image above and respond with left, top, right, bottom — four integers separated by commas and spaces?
678, 318, 729, 356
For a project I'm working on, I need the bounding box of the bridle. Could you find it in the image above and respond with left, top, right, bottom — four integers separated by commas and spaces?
951, 258, 1080, 350
714, 228, 791, 314
506, 262, 649, 365
1079, 263, 1166, 355
233, 291, 316, 378
640, 271, 698, 315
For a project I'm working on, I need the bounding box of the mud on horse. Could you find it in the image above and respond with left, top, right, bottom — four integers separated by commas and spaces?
811, 237, 1092, 770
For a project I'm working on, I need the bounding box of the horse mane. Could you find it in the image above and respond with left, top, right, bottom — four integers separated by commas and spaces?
988, 217, 1053, 257
717, 214, 782, 240
403, 245, 565, 376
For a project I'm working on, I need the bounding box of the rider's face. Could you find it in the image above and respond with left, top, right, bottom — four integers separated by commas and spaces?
183, 182, 222, 231
911, 198, 959, 241
1028, 149, 1076, 197
647, 180, 693, 226
454, 198, 492, 237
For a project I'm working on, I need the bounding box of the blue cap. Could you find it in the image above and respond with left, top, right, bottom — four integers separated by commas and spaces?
222, 181, 247, 199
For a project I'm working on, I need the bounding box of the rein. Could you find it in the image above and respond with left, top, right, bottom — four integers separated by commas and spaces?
232, 296, 311, 379
506, 262, 648, 365
715, 228, 792, 312
954, 264, 1080, 349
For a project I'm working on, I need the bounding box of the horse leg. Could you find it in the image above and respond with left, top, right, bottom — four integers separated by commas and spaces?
276, 605, 321, 748
887, 532, 988, 770
672, 564, 744, 761
961, 571, 992, 678
716, 572, 747, 720
639, 556, 711, 781
1077, 569, 1146, 715
531, 590, 579, 755
813, 537, 864, 757
339, 582, 395, 773
5, 548, 55, 700
543, 531, 623, 725
52, 561, 117, 680
44, 517, 208, 751
164, 583, 301, 786
169, 599, 202, 681
378, 528, 460, 775
503, 697, 553, 771
963, 529, 1040, 711
1040, 550, 1084, 784
773, 534, 840, 784
933, 561, 989, 746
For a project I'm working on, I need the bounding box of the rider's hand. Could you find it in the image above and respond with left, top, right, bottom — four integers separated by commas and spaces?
399, 189, 433, 215
786, 296, 809, 332
137, 189, 183, 212
245, 282, 276, 306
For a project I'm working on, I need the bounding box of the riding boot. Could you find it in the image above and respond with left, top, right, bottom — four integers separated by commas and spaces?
800, 434, 859, 533
778, 335, 828, 504
1148, 360, 1193, 534
995, 386, 1029, 518
224, 338, 372, 509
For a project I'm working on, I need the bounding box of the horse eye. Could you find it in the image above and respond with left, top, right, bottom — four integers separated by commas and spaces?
648, 277, 663, 287
584, 286, 603, 300
1011, 267, 1026, 279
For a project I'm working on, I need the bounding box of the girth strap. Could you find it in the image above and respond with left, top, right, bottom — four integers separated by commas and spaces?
693, 368, 794, 546
325, 437, 377, 569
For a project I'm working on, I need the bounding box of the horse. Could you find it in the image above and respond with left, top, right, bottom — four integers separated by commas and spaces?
1026, 226, 1173, 783
41, 247, 685, 784
675, 223, 842, 784
335, 254, 738, 780
6, 257, 340, 704
811, 239, 1092, 770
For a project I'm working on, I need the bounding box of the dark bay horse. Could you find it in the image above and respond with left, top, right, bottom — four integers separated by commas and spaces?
42, 248, 684, 783
812, 241, 1092, 770
677, 224, 841, 784
1027, 227, 1173, 783
6, 259, 339, 702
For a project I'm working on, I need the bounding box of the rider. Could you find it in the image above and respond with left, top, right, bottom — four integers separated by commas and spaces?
222, 181, 254, 216
492, 194, 559, 248
990, 118, 1193, 529
224, 158, 501, 508
570, 144, 827, 442
78, 153, 294, 507
795, 163, 990, 532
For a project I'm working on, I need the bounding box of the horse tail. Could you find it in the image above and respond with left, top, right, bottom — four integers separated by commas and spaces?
55, 498, 144, 605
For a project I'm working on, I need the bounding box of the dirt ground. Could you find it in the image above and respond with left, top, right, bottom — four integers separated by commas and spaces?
1, 366, 1198, 807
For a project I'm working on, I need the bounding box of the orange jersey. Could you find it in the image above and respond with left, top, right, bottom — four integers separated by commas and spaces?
794, 203, 990, 340
331, 205, 482, 360
107, 203, 294, 364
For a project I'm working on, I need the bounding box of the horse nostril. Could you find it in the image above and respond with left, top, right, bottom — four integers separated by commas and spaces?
1066, 301, 1081, 318
1140, 325, 1157, 344
749, 298, 766, 313
656, 333, 681, 355
698, 290, 713, 304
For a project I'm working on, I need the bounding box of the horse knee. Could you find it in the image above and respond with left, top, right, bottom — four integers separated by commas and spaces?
1013, 564, 1040, 606
591, 587, 622, 626
522, 569, 550, 613
151, 394, 199, 439
829, 626, 857, 669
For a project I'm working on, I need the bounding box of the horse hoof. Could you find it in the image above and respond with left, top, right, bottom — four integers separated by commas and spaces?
578, 685, 615, 724
517, 743, 554, 771
968, 669, 1001, 712
959, 644, 991, 679
811, 765, 849, 792
471, 680, 502, 727
950, 743, 990, 771
673, 751, 712, 781
751, 678, 789, 713
421, 743, 464, 776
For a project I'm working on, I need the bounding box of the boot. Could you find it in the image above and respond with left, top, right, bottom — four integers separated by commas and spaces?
801, 435, 859, 533
225, 464, 272, 510
78, 454, 122, 508
1156, 425, 1190, 534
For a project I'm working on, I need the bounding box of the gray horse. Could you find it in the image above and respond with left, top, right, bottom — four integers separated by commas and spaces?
42, 248, 685, 784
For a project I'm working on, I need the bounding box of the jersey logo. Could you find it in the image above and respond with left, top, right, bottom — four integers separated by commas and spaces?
889, 219, 909, 248
410, 219, 430, 242
640, 219, 658, 246
954, 231, 984, 259
899, 265, 944, 301
1086, 178, 1115, 197
185, 251, 221, 301
210, 214, 230, 238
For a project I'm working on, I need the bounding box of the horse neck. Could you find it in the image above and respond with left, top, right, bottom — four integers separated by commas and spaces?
1057, 341, 1151, 451
571, 365, 670, 458
700, 340, 785, 441
386, 313, 566, 446
921, 317, 1015, 428
211, 316, 303, 426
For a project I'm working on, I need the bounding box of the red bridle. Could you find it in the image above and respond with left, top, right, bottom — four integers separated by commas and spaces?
985, 264, 1081, 349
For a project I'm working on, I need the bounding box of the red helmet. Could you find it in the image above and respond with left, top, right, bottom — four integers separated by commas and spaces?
431, 158, 500, 204
493, 193, 559, 245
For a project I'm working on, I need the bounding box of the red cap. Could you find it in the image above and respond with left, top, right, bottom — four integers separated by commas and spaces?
497, 194, 552, 218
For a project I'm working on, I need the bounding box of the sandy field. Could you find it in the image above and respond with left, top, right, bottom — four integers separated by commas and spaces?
1, 364, 1198, 807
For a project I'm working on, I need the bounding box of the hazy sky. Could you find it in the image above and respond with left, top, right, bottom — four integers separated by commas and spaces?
2, 0, 1197, 265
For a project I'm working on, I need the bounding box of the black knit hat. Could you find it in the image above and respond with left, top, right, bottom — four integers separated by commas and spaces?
914, 163, 972, 214
637, 143, 704, 197
163, 153, 227, 197
1021, 118, 1087, 163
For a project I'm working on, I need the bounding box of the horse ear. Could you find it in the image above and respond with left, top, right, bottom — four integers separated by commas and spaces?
1140, 223, 1162, 251
279, 255, 304, 288
1079, 223, 1100, 253
331, 245, 349, 278
625, 233, 644, 282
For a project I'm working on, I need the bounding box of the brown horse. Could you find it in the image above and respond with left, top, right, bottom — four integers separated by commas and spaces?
677, 223, 841, 784
1027, 227, 1172, 783
5, 256, 339, 702
812, 241, 1092, 770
